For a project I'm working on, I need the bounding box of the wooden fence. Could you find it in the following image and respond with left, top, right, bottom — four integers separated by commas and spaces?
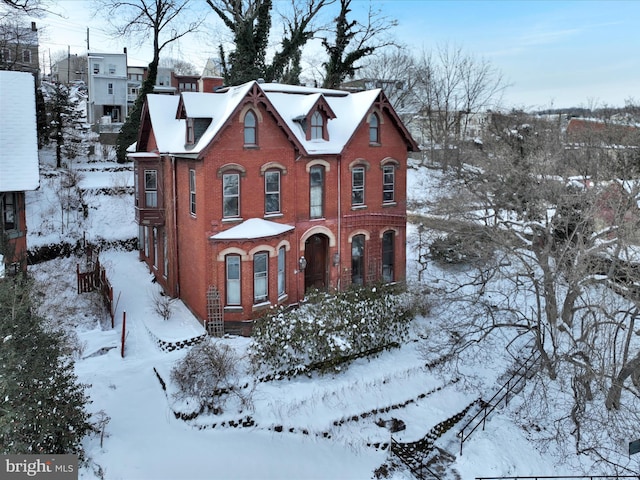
77, 253, 115, 327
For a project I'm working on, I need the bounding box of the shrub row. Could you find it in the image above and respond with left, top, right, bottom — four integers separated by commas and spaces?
249, 285, 416, 374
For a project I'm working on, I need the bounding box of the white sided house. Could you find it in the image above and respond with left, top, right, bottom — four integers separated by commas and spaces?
0, 71, 39, 274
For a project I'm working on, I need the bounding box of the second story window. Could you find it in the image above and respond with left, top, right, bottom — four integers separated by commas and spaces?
189, 169, 196, 216
369, 113, 380, 144
144, 170, 158, 208
310, 111, 323, 140
223, 173, 240, 218
244, 110, 257, 145
382, 165, 395, 203
265, 170, 280, 214
309, 165, 324, 219
108, 83, 113, 95
1, 49, 11, 63
93, 63, 100, 75
109, 64, 116, 74
352, 167, 365, 206
22, 50, 31, 63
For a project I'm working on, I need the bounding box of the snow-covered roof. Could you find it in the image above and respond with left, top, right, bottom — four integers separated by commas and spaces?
0, 71, 39, 192
145, 94, 184, 153
265, 86, 378, 155
141, 80, 387, 157
210, 218, 294, 240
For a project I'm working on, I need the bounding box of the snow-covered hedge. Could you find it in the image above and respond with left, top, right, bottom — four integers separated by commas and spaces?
249, 285, 415, 375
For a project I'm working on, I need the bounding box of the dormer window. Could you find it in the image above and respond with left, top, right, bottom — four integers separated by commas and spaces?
310, 111, 324, 140
186, 118, 195, 144
244, 110, 257, 146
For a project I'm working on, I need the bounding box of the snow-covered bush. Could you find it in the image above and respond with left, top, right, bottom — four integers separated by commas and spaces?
170, 341, 251, 413
249, 285, 416, 375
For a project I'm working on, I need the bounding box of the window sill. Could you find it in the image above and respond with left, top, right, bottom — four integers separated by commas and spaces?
351, 204, 367, 211
222, 217, 243, 224
243, 145, 259, 150
224, 306, 243, 313
264, 213, 283, 219
382, 202, 397, 207
369, 142, 381, 147
252, 301, 271, 312
3, 230, 22, 240
277, 294, 288, 304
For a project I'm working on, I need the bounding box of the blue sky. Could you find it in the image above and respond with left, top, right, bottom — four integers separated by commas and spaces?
35, 0, 639, 110
372, 0, 640, 109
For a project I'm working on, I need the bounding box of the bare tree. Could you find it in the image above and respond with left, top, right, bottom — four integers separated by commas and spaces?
206, 0, 331, 85
0, 14, 38, 71
1, 0, 47, 18
320, 0, 396, 89
160, 57, 197, 75
358, 47, 417, 123
417, 112, 640, 472
98, 0, 206, 162
412, 44, 507, 169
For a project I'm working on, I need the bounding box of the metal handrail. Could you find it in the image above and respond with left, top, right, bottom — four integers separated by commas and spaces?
476, 476, 640, 479
458, 350, 539, 455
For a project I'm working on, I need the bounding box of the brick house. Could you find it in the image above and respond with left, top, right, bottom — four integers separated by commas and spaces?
0, 71, 40, 275
129, 80, 419, 334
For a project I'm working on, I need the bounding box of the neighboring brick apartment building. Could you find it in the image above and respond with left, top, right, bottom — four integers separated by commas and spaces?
0, 71, 40, 275
129, 80, 418, 333
0, 21, 39, 79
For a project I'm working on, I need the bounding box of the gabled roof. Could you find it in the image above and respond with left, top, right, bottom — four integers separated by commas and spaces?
135, 80, 418, 158
0, 71, 39, 192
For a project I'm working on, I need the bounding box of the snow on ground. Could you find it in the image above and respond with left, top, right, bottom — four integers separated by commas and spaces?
25, 148, 588, 479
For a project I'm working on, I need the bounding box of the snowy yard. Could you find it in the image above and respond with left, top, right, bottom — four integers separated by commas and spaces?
24, 149, 629, 479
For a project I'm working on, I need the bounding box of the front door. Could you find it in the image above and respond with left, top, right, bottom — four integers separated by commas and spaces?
304, 234, 328, 292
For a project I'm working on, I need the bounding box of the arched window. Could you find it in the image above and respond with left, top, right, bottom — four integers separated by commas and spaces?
369, 113, 379, 144
223, 172, 240, 218
226, 255, 241, 305
311, 111, 323, 140
278, 246, 286, 296
264, 170, 281, 214
244, 110, 257, 145
254, 252, 268, 303
382, 230, 395, 283
351, 234, 365, 285
352, 166, 365, 206
309, 165, 325, 218
382, 164, 395, 203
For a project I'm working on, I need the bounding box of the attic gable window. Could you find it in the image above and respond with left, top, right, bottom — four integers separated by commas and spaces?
369, 112, 380, 144
244, 110, 257, 146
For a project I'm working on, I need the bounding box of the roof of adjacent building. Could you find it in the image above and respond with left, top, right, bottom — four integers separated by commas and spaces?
0, 71, 39, 192
137, 80, 418, 158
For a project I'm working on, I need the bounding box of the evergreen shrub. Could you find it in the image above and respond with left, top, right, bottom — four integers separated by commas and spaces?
249, 284, 415, 375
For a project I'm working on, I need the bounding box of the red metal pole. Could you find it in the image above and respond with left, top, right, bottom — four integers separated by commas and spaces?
121, 311, 126, 358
